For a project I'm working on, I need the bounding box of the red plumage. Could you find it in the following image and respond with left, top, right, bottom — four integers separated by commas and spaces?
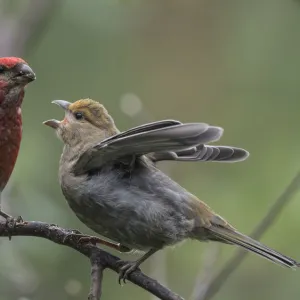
0, 57, 27, 68
0, 97, 23, 191
0, 57, 35, 217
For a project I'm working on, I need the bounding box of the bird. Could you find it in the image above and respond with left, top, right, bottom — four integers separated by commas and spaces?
0, 57, 36, 222
44, 98, 299, 283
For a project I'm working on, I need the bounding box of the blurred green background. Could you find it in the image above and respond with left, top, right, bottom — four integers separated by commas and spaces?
1, 0, 300, 299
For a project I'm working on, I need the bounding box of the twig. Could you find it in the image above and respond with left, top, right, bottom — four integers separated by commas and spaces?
0, 0, 60, 56
0, 220, 184, 300
196, 170, 300, 300
150, 251, 168, 300
191, 244, 220, 300
88, 254, 104, 300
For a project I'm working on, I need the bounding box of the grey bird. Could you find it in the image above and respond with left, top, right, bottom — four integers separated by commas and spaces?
43, 98, 299, 283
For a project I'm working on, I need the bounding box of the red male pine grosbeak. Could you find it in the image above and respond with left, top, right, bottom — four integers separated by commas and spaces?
0, 57, 35, 220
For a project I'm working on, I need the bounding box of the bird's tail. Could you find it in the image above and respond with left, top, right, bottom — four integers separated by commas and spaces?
208, 225, 299, 268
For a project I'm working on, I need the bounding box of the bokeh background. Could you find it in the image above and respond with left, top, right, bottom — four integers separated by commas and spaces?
1, 0, 300, 299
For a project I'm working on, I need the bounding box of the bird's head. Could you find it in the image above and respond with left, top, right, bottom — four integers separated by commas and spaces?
0, 57, 36, 90
43, 99, 118, 146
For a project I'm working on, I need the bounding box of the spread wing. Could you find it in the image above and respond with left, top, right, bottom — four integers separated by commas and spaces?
74, 120, 224, 174
149, 145, 249, 163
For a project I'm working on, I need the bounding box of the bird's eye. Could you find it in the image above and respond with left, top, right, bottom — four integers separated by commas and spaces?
74, 112, 84, 120
0, 65, 5, 73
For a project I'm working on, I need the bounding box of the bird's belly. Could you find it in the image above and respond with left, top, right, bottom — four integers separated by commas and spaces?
62, 178, 194, 251
65, 194, 170, 250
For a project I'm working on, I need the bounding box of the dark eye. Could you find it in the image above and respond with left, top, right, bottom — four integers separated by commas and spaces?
0, 65, 5, 73
74, 112, 84, 120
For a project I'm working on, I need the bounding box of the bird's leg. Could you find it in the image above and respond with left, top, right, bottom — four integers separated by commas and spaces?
117, 248, 158, 284
0, 210, 13, 219
0, 210, 22, 223
0, 193, 11, 219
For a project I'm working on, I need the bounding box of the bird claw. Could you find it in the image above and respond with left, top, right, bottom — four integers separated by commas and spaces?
62, 230, 83, 243
7, 215, 23, 225
5, 215, 23, 240
116, 260, 141, 285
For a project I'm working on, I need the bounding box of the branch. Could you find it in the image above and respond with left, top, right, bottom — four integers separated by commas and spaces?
0, 220, 184, 300
196, 170, 300, 300
0, 0, 60, 56
191, 244, 220, 300
88, 254, 104, 300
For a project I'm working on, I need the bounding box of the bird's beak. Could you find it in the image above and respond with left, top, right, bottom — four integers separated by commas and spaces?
44, 100, 72, 129
43, 119, 61, 129
16, 63, 36, 82
51, 100, 71, 110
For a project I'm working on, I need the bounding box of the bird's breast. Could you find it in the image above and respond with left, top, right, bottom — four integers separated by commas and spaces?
58, 163, 197, 250
0, 110, 22, 190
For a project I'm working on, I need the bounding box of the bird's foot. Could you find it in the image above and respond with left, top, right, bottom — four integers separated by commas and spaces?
116, 260, 141, 285
62, 229, 84, 243
0, 212, 23, 240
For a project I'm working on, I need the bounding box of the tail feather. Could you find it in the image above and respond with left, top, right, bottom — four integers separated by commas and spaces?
208, 225, 298, 268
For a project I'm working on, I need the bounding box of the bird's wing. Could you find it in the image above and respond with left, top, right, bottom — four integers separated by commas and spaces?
108, 119, 183, 139
74, 120, 223, 174
149, 145, 249, 163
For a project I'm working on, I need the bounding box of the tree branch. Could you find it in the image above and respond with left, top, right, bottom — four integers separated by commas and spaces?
88, 254, 104, 300
0, 220, 184, 300
191, 244, 220, 300
196, 170, 300, 300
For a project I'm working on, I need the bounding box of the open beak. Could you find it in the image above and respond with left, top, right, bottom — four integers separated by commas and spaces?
43, 100, 71, 129
43, 119, 61, 129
